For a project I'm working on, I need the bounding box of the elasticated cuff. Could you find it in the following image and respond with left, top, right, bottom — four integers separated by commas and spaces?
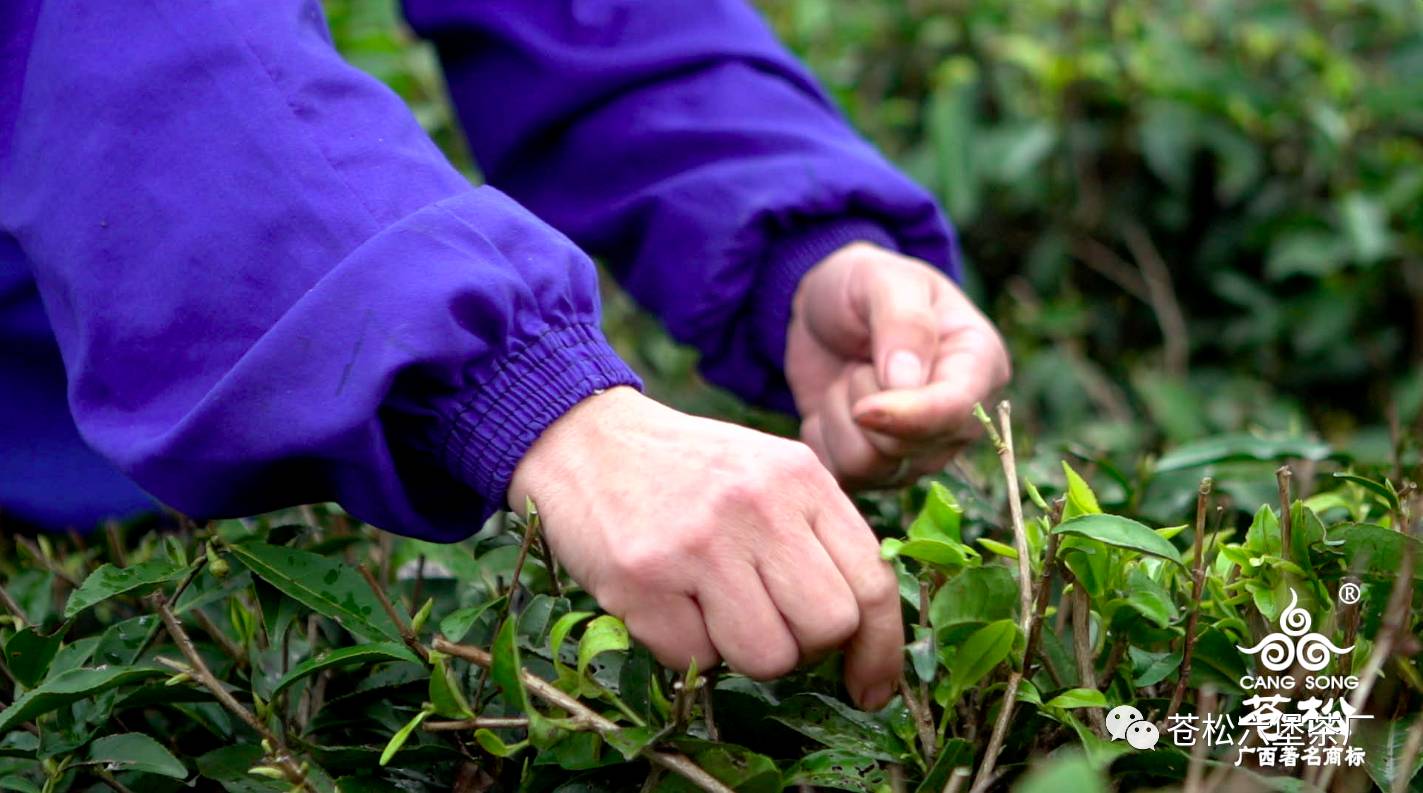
750, 219, 900, 370
441, 323, 642, 508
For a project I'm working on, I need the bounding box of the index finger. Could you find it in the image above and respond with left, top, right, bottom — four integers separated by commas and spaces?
810, 484, 905, 710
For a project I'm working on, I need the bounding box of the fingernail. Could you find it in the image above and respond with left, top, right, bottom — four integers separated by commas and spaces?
860, 682, 893, 711
885, 350, 923, 390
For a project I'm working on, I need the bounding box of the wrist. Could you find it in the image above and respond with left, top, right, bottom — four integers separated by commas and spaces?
753, 220, 899, 373
507, 385, 644, 513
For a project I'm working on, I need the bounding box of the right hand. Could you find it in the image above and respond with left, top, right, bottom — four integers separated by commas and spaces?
508, 387, 903, 710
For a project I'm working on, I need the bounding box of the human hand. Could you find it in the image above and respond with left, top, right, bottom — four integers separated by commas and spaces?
508, 387, 903, 710
786, 242, 1011, 489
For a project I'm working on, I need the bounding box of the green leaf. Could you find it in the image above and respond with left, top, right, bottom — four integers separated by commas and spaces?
908, 482, 963, 543
195, 745, 284, 792
1061, 462, 1103, 520
1355, 715, 1423, 792
428, 650, 474, 719
914, 739, 975, 793
3, 626, 65, 688
975, 538, 1019, 559
548, 611, 595, 674
1325, 523, 1423, 582
473, 728, 528, 758
881, 537, 979, 569
91, 615, 159, 668
784, 749, 888, 793
930, 566, 1018, 632
603, 725, 659, 761
226, 543, 400, 642
491, 616, 557, 745
1054, 514, 1184, 567
662, 739, 780, 793
438, 596, 504, 643
770, 693, 909, 763
1124, 567, 1178, 628
945, 620, 1018, 702
1333, 472, 1401, 513
64, 559, 184, 618
1015, 751, 1107, 793
576, 615, 629, 681
0, 774, 41, 793
1245, 504, 1282, 557
379, 707, 432, 766
1130, 648, 1182, 687
1339, 191, 1393, 264
1154, 434, 1331, 472
83, 733, 187, 779
1044, 688, 1108, 710
0, 665, 165, 732
271, 642, 421, 697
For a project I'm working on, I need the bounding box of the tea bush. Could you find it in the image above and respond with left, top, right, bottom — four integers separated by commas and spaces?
0, 413, 1418, 792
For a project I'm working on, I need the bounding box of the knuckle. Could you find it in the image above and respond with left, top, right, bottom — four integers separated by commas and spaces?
781, 442, 826, 477
608, 539, 671, 581
733, 641, 799, 680
813, 598, 861, 650
716, 475, 766, 508
857, 566, 901, 611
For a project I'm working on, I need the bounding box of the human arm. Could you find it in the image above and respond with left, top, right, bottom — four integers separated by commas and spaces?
0, 0, 640, 540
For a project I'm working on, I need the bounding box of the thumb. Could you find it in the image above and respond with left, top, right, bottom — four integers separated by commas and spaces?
858, 270, 938, 391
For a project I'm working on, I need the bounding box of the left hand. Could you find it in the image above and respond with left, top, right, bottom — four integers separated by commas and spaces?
786, 241, 1011, 489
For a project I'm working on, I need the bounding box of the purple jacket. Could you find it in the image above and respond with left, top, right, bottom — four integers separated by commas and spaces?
0, 1, 957, 539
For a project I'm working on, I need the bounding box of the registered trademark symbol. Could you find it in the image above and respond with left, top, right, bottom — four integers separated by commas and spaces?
1338, 581, 1361, 605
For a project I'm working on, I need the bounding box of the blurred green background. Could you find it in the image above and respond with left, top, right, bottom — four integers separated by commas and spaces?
323, 0, 1423, 466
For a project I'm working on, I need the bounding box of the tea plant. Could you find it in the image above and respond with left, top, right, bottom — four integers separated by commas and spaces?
0, 403, 1418, 792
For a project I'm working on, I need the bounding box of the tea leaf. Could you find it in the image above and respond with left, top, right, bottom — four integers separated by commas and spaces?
0, 666, 165, 732
784, 749, 888, 792
1061, 462, 1103, 520
908, 482, 963, 543
379, 707, 432, 766
577, 615, 630, 681
227, 543, 400, 642
1044, 688, 1108, 710
84, 733, 187, 779
428, 650, 474, 719
64, 559, 185, 618
3, 626, 65, 689
945, 620, 1018, 700
771, 693, 909, 762
1054, 515, 1184, 567
1154, 434, 1331, 472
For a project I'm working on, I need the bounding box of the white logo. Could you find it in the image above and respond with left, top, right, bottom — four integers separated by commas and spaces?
1338, 581, 1361, 605
1236, 589, 1353, 672
1107, 704, 1159, 750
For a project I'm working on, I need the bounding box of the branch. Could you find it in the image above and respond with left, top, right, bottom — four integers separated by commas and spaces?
433, 638, 734, 793
1316, 544, 1415, 791
973, 402, 1032, 631
1121, 221, 1190, 378
1167, 478, 1212, 720
970, 404, 1055, 793
424, 717, 529, 732
359, 565, 429, 663
1276, 466, 1293, 559
148, 593, 310, 790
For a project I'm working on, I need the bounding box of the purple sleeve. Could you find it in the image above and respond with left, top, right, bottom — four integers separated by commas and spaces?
0, 0, 640, 540
403, 0, 960, 412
